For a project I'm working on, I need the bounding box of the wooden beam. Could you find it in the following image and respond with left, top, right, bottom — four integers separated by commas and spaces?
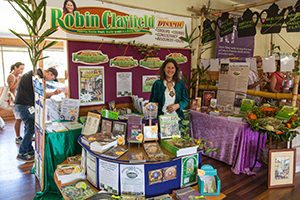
198, 84, 300, 100
188, 0, 280, 16
212, 0, 280, 14
0, 38, 63, 48
292, 47, 300, 106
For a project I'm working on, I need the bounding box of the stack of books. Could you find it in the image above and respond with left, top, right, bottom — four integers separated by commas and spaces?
160, 139, 198, 157
55, 164, 85, 184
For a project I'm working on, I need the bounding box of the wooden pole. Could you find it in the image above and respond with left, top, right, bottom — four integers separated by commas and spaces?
195, 12, 205, 98
292, 52, 300, 106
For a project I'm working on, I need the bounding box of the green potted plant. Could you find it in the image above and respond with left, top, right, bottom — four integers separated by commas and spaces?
180, 119, 218, 154
9, 0, 58, 73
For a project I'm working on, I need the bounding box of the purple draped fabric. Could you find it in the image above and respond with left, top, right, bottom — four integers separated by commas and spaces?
190, 110, 267, 175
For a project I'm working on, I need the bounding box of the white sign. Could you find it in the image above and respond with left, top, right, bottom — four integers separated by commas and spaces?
281, 55, 295, 72
87, 152, 97, 187
117, 72, 132, 97
263, 56, 276, 73
120, 164, 145, 196
209, 58, 220, 72
99, 159, 119, 194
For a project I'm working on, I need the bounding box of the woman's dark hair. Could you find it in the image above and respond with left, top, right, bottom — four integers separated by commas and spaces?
159, 58, 181, 83
10, 62, 24, 73
63, 0, 77, 14
275, 60, 281, 71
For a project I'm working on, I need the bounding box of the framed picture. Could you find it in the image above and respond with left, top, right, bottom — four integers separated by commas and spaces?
112, 121, 127, 143
101, 119, 113, 138
268, 148, 296, 189
202, 91, 215, 107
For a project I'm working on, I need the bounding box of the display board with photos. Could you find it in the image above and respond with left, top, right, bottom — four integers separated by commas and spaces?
67, 41, 191, 106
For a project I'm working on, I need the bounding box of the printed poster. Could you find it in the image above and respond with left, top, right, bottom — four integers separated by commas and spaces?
99, 159, 119, 194
78, 66, 105, 105
86, 152, 97, 187
117, 72, 132, 97
181, 154, 198, 187
60, 98, 80, 121
142, 75, 160, 93
120, 164, 145, 196
218, 63, 249, 93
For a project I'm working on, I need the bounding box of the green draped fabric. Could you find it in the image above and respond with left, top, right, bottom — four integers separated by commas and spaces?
34, 128, 82, 199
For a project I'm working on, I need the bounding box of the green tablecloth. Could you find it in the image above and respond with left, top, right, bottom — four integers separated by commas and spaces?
34, 128, 82, 199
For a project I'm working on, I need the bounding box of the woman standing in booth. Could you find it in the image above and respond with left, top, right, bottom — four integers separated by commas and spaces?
150, 59, 189, 119
269, 60, 285, 93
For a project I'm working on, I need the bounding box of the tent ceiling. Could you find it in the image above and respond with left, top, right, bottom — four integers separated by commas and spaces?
218, 0, 297, 11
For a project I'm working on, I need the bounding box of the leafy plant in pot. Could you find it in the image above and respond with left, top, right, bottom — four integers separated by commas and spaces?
9, 0, 58, 73
180, 119, 218, 154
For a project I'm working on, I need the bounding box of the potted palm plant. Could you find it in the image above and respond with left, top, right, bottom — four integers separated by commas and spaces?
9, 0, 58, 73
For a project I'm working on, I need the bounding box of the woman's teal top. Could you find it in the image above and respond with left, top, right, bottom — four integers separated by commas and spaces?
149, 79, 189, 119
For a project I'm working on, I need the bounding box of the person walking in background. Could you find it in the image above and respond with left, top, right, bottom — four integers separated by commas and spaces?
150, 58, 189, 119
7, 62, 24, 144
15, 67, 61, 162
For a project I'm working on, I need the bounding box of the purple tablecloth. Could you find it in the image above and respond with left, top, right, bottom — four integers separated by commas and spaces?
190, 110, 267, 175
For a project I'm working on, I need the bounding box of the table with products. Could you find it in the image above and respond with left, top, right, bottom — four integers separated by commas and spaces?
34, 128, 82, 199
77, 139, 202, 198
190, 110, 267, 175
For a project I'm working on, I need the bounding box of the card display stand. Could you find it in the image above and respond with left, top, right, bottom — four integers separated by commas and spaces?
78, 137, 202, 198
33, 77, 83, 199
33, 76, 46, 191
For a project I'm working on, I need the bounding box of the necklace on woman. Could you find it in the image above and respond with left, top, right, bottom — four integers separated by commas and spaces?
166, 79, 175, 97
169, 90, 175, 97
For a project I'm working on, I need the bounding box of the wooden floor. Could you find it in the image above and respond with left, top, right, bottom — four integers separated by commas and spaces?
0, 120, 299, 200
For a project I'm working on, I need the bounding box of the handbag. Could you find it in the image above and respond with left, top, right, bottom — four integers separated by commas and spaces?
0, 86, 14, 110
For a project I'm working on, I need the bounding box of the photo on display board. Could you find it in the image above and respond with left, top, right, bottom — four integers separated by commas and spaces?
140, 57, 164, 70
72, 50, 109, 65
220, 63, 229, 74
142, 75, 159, 93
78, 66, 105, 105
162, 166, 177, 181
148, 169, 163, 185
